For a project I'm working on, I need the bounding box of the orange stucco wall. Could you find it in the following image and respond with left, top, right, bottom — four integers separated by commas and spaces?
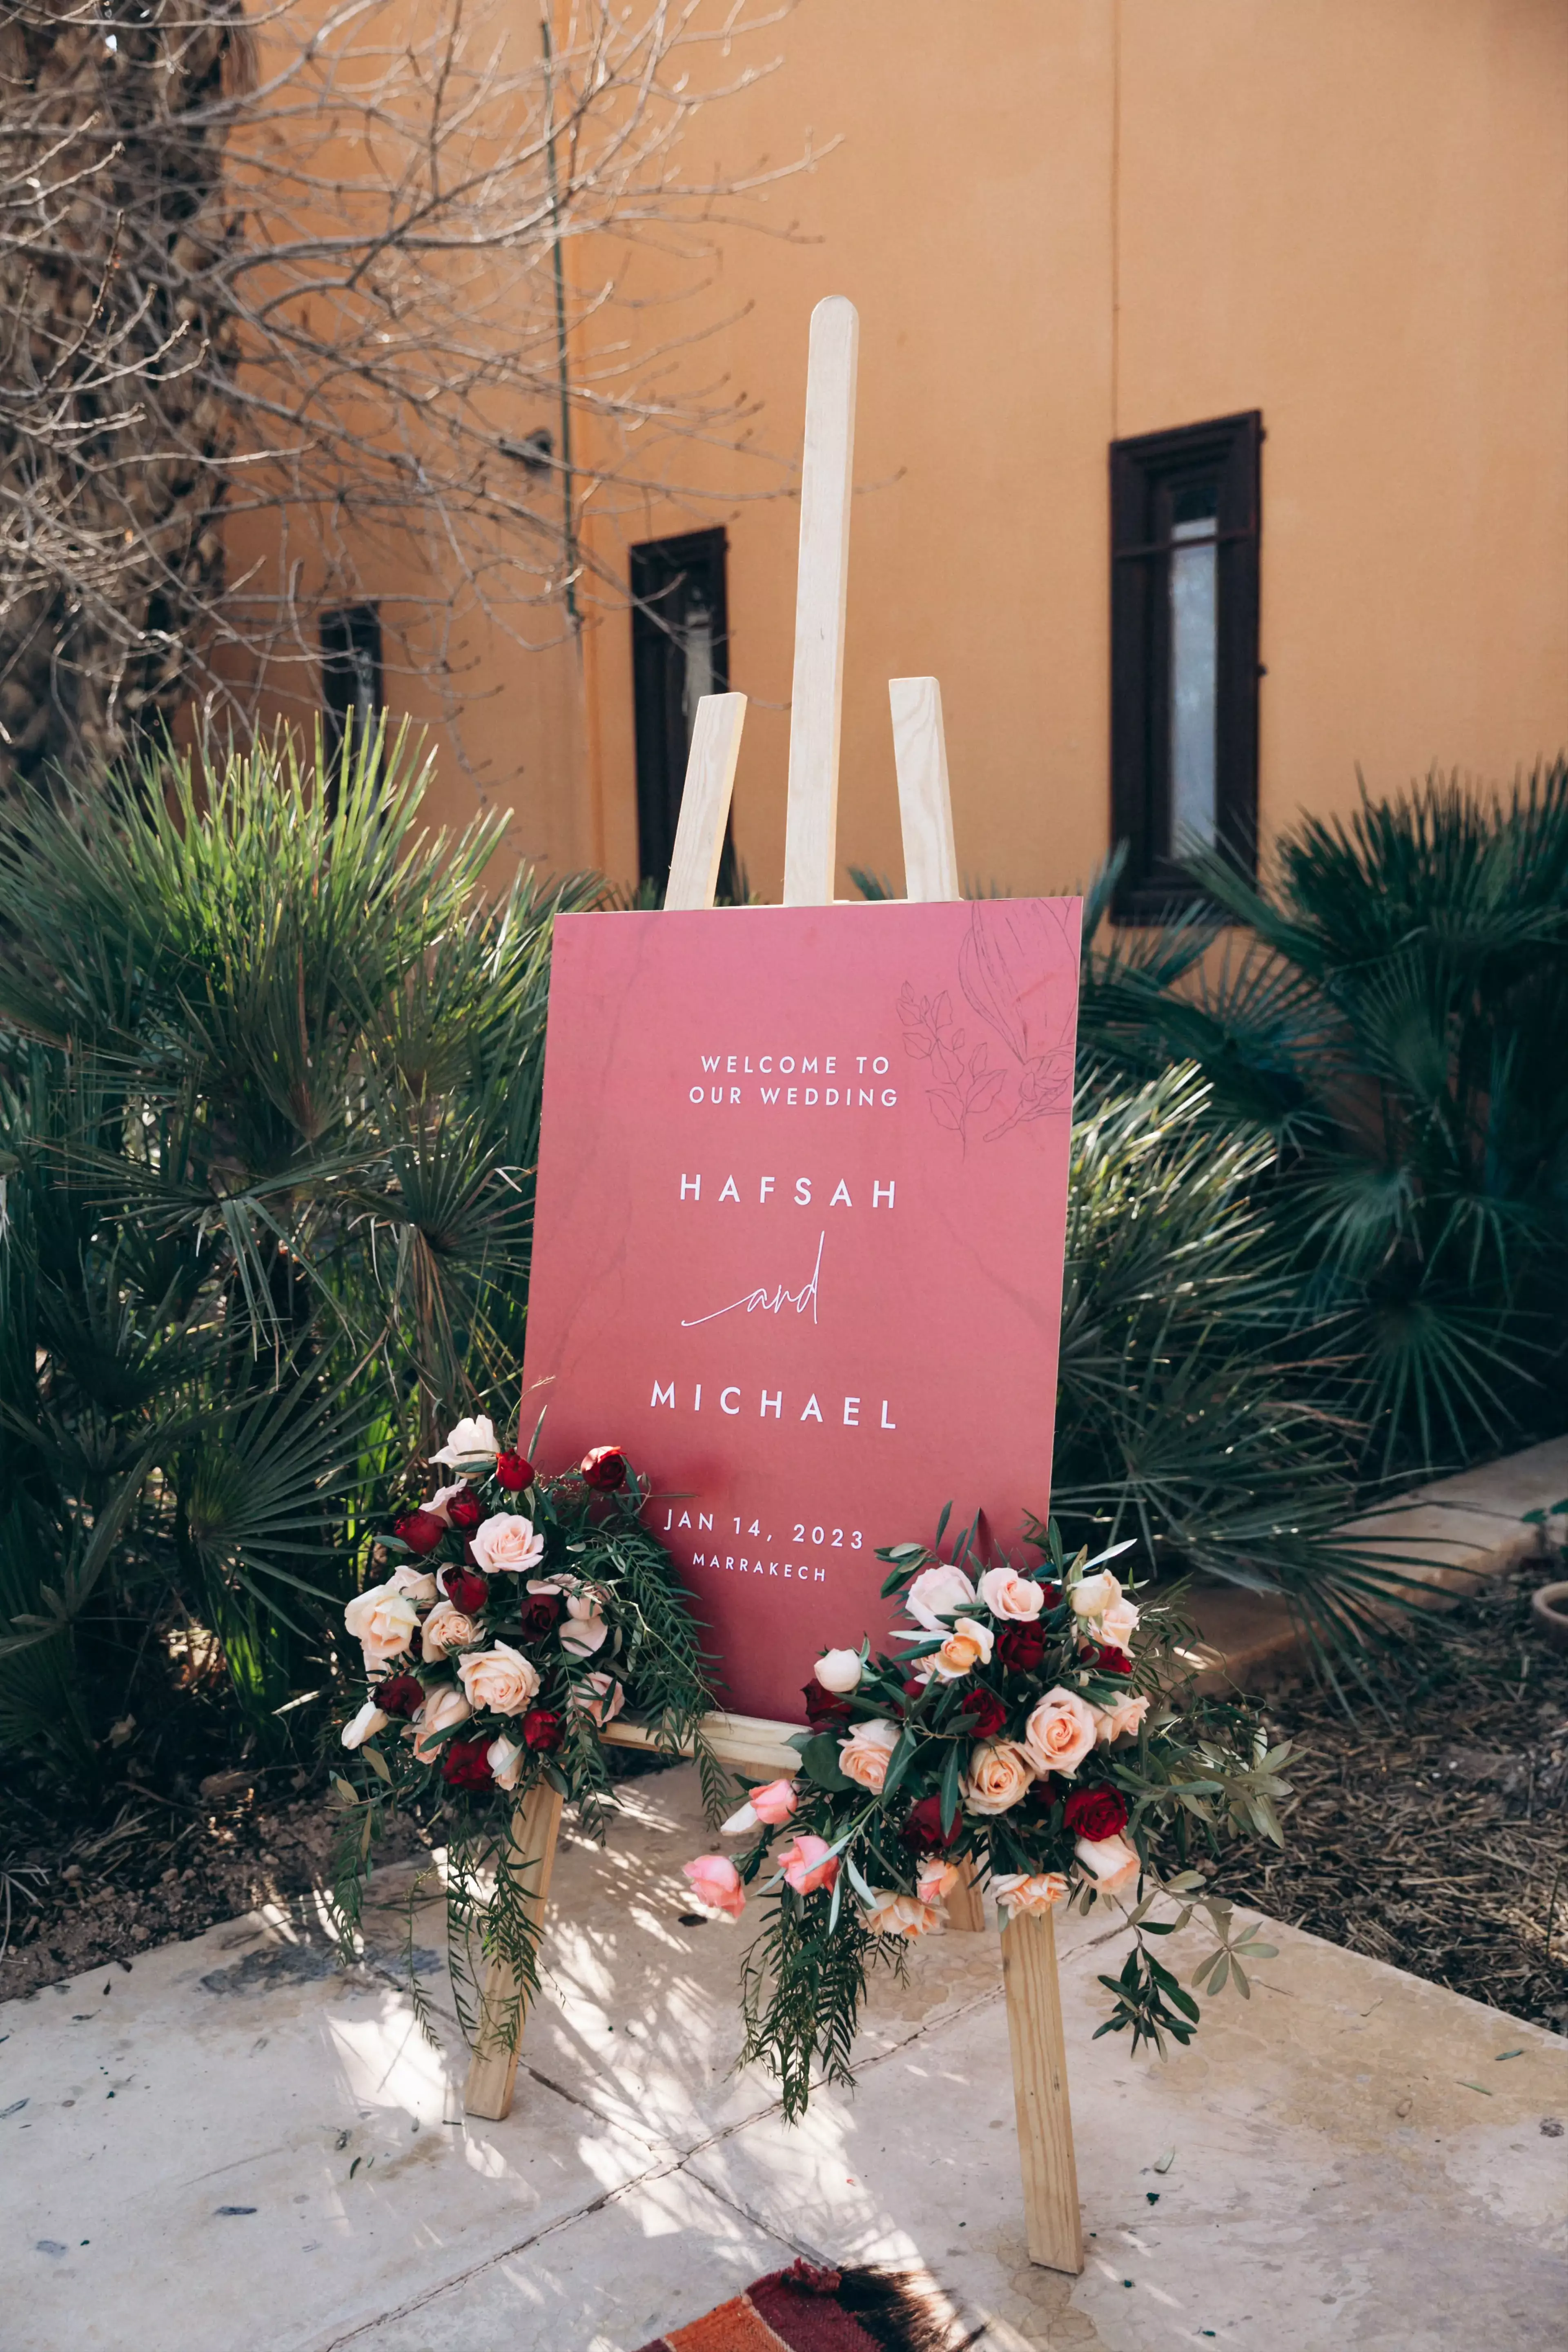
274, 0, 1568, 899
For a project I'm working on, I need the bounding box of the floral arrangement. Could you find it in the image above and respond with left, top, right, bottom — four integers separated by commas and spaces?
684, 1510, 1291, 2119
331, 1415, 716, 2047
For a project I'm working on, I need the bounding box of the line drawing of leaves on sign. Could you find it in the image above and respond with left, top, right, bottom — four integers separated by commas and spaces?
895, 982, 1005, 1150
900, 902, 1078, 1147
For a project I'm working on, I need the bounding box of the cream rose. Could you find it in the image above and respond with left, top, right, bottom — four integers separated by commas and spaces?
344, 1581, 420, 1666
1099, 1597, 1140, 1652
470, 1512, 547, 1576
814, 1647, 864, 1693
1022, 1686, 1100, 1778
575, 1670, 624, 1727
1069, 1569, 1122, 1621
932, 1615, 995, 1680
487, 1734, 526, 1791
1095, 1690, 1151, 1746
977, 1566, 1045, 1621
991, 1871, 1069, 1919
838, 1717, 900, 1792
962, 1739, 1035, 1815
1075, 1831, 1139, 1890
420, 1599, 477, 1661
904, 1561, 978, 1631
559, 1589, 609, 1657
431, 1414, 499, 1465
341, 1698, 389, 1749
457, 1639, 541, 1716
863, 1888, 943, 1940
387, 1563, 439, 1606
410, 1684, 472, 1763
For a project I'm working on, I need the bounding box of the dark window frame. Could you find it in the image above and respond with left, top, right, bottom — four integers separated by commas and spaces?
1109, 410, 1262, 920
629, 526, 735, 900
321, 602, 385, 791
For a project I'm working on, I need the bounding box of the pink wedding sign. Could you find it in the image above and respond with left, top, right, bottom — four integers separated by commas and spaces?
523, 897, 1082, 1724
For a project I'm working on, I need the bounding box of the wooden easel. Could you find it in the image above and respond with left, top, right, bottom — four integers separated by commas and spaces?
463, 297, 1083, 2278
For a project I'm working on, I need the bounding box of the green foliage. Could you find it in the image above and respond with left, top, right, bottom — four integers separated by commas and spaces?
0, 725, 601, 1776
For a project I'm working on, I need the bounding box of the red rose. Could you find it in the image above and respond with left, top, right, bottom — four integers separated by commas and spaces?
392, 1509, 445, 1557
1062, 1784, 1129, 1842
519, 1590, 563, 1640
1037, 1581, 1063, 1610
960, 1686, 1007, 1740
376, 1673, 425, 1719
1080, 1641, 1132, 1677
441, 1736, 495, 1791
997, 1622, 1047, 1673
1025, 1772, 1061, 1813
495, 1451, 535, 1492
901, 1793, 962, 1853
802, 1676, 853, 1730
439, 1565, 490, 1616
522, 1707, 564, 1753
580, 1445, 627, 1491
445, 1487, 483, 1532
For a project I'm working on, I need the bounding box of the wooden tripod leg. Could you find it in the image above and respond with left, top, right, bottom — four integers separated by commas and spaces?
463, 1781, 565, 2121
946, 1855, 986, 1932
889, 676, 960, 903
1001, 1907, 1084, 2272
665, 691, 747, 911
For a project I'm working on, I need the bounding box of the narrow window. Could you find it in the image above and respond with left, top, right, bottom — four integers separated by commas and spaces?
321, 603, 384, 785
1109, 413, 1261, 916
630, 528, 736, 899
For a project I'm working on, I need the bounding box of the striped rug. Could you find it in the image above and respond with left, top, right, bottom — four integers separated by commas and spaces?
635, 2261, 967, 2352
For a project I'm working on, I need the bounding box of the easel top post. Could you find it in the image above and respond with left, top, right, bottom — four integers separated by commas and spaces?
783, 296, 859, 909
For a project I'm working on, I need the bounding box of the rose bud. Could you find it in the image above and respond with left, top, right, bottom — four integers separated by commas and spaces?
683, 1854, 746, 1918
813, 1647, 863, 1694
580, 1445, 627, 1491
996, 1621, 1047, 1673
495, 1451, 535, 1493
445, 1487, 483, 1534
392, 1508, 446, 1557
778, 1833, 839, 1895
441, 1735, 496, 1791
1063, 1783, 1131, 1842
900, 1793, 962, 1853
519, 1589, 564, 1640
374, 1672, 426, 1719
960, 1686, 1007, 1740
521, 1706, 565, 1752
438, 1564, 491, 1617
802, 1675, 853, 1730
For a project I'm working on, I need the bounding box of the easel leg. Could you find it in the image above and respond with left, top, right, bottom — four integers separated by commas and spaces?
463, 1781, 565, 2121
1001, 1907, 1084, 2272
946, 1855, 986, 1932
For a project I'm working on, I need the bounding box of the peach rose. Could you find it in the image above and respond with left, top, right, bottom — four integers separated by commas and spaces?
387, 1563, 439, 1606
470, 1512, 547, 1576
457, 1639, 541, 1716
863, 1888, 943, 1939
431, 1414, 499, 1465
1069, 1569, 1122, 1621
1095, 1690, 1151, 1746
1100, 1597, 1140, 1651
977, 1566, 1045, 1621
344, 1581, 420, 1666
904, 1561, 978, 1631
341, 1698, 388, 1749
917, 1858, 960, 1906
814, 1647, 864, 1693
722, 1778, 799, 1835
487, 1733, 526, 1791
932, 1615, 995, 1680
683, 1854, 746, 1918
1022, 1686, 1099, 1778
990, 1871, 1069, 1919
559, 1589, 609, 1657
838, 1718, 900, 1792
575, 1669, 624, 1727
1075, 1831, 1139, 1890
962, 1740, 1035, 1815
410, 1684, 472, 1762
421, 1599, 477, 1661
779, 1833, 840, 1894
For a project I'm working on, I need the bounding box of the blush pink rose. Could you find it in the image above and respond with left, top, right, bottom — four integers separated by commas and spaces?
344, 1582, 420, 1665
1095, 1690, 1151, 1746
932, 1615, 995, 1680
1075, 1831, 1140, 1890
420, 1599, 477, 1661
559, 1589, 609, 1657
469, 1512, 547, 1575
779, 1833, 839, 1894
486, 1733, 526, 1791
1022, 1686, 1099, 1778
962, 1740, 1035, 1814
575, 1669, 624, 1727
991, 1870, 1069, 1919
838, 1718, 900, 1792
387, 1563, 439, 1606
863, 1888, 943, 1939
1099, 1597, 1141, 1652
904, 1562, 979, 1631
977, 1566, 1045, 1621
457, 1639, 541, 1716
410, 1684, 472, 1763
683, 1854, 746, 1918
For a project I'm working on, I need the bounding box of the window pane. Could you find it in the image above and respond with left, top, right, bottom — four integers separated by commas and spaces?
1169, 513, 1217, 850
681, 594, 715, 740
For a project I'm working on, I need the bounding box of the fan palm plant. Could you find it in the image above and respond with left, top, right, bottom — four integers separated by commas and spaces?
0, 727, 600, 1778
